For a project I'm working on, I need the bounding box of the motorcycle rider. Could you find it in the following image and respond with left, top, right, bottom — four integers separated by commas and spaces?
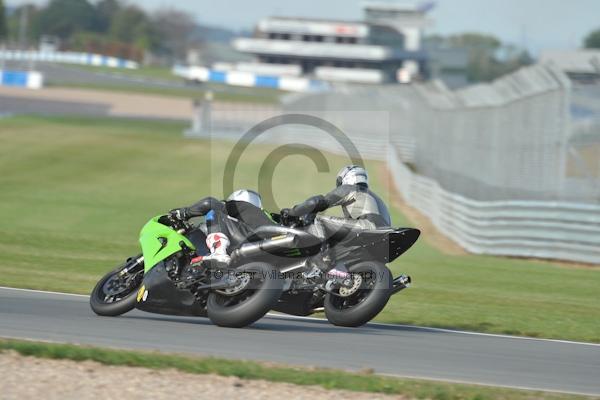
170, 189, 274, 267
281, 165, 391, 235
170, 165, 390, 266
225, 189, 276, 231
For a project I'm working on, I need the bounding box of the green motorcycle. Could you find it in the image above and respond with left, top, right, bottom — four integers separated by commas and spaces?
90, 213, 284, 328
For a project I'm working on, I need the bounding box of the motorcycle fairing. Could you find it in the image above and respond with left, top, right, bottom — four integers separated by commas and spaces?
139, 215, 195, 272
328, 228, 421, 264
363, 228, 421, 263
135, 261, 206, 317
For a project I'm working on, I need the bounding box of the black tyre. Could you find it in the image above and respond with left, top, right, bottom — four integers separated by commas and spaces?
90, 257, 144, 317
324, 261, 392, 327
207, 262, 284, 328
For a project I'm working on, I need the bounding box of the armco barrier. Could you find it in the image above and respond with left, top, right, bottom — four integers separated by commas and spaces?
389, 147, 600, 264
172, 65, 329, 92
0, 50, 138, 69
0, 70, 43, 89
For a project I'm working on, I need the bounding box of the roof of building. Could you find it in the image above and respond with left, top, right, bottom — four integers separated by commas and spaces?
260, 16, 409, 36
540, 50, 600, 74
264, 16, 365, 26
362, 1, 435, 13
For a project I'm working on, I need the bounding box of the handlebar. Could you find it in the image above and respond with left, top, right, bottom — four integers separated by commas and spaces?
299, 212, 317, 227
160, 214, 190, 232
280, 211, 317, 228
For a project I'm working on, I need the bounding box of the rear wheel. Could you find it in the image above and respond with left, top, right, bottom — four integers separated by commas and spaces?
324, 261, 392, 327
90, 256, 144, 317
207, 262, 284, 328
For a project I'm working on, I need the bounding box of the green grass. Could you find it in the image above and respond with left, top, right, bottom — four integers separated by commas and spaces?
66, 64, 179, 81
0, 339, 593, 400
48, 81, 282, 103
49, 64, 283, 103
0, 115, 599, 342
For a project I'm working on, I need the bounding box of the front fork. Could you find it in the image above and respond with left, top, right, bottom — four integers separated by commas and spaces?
120, 255, 145, 277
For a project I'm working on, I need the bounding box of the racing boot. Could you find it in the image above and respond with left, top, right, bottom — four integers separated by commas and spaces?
189, 232, 231, 268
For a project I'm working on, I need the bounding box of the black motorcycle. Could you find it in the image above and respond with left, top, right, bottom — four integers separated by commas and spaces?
227, 212, 420, 327
90, 210, 419, 328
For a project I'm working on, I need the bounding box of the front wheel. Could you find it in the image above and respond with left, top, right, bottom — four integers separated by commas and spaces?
207, 262, 284, 328
324, 261, 392, 327
90, 256, 144, 317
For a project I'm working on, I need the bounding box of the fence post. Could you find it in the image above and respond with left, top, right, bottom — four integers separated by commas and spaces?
185, 91, 213, 138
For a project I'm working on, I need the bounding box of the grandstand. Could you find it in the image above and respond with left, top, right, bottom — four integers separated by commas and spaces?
232, 2, 433, 84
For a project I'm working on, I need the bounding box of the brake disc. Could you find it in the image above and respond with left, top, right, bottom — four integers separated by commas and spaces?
103, 276, 129, 296
338, 274, 363, 297
216, 273, 251, 296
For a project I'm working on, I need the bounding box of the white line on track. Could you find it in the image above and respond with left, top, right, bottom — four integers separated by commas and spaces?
0, 286, 88, 298
2, 286, 599, 348
376, 372, 600, 397
266, 313, 600, 347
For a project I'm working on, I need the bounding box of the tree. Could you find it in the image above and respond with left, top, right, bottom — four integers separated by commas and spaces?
38, 0, 95, 39
3, 0, 199, 64
441, 33, 502, 82
584, 28, 600, 49
6, 4, 42, 48
109, 5, 157, 51
429, 32, 530, 82
151, 9, 196, 60
0, 0, 7, 41
94, 0, 120, 33
447, 33, 501, 52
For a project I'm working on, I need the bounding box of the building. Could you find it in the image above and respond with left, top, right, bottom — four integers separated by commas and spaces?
232, 1, 434, 84
540, 50, 600, 84
426, 44, 470, 88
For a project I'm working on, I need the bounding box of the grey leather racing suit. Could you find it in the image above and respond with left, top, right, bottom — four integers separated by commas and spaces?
287, 184, 391, 239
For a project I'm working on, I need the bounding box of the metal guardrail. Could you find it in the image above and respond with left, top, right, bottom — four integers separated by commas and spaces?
389, 148, 600, 264
0, 70, 43, 89
172, 64, 329, 92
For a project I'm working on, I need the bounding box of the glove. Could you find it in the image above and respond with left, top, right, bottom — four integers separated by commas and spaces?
169, 208, 188, 221
280, 208, 291, 226
300, 212, 316, 226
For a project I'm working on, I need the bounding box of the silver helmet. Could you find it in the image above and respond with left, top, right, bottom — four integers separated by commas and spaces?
227, 189, 263, 208
336, 165, 368, 187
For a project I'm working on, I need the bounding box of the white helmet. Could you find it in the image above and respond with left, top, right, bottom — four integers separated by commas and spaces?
336, 165, 368, 187
227, 189, 263, 208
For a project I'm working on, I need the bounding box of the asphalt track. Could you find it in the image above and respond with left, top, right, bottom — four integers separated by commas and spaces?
1, 287, 599, 396
0, 94, 110, 117
3, 62, 276, 99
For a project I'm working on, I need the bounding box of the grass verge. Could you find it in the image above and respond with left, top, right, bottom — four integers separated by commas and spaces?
47, 82, 282, 104
0, 339, 593, 400
47, 64, 283, 103
65, 64, 179, 81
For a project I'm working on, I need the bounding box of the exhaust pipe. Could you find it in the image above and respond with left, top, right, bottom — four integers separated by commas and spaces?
231, 235, 297, 261
391, 274, 411, 295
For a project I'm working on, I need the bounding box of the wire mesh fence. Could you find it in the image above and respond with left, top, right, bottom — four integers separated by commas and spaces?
283, 64, 594, 202
190, 64, 600, 263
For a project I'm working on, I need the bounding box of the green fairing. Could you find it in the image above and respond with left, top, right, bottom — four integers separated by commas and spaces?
263, 209, 276, 223
139, 215, 195, 272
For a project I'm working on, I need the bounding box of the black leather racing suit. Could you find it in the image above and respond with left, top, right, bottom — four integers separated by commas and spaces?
177, 196, 225, 234
287, 184, 391, 239
177, 197, 275, 247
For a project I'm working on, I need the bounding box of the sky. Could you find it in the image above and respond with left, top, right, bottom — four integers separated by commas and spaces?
8, 0, 600, 54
